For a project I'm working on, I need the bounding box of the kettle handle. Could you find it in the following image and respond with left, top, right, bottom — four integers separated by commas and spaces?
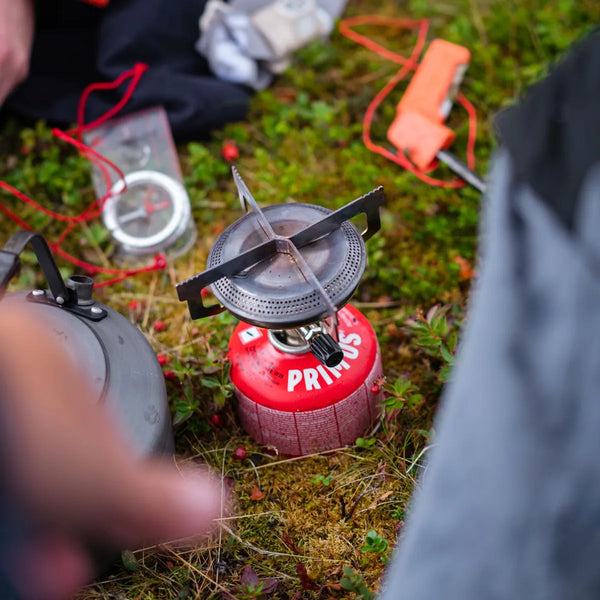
0, 230, 68, 302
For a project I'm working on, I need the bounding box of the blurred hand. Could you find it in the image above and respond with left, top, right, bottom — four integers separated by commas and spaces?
0, 306, 224, 600
0, 0, 34, 106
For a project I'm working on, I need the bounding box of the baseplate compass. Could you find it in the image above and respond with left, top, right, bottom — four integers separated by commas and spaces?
103, 169, 193, 257
177, 168, 384, 367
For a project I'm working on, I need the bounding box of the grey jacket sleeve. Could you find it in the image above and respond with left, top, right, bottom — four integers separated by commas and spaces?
381, 29, 600, 600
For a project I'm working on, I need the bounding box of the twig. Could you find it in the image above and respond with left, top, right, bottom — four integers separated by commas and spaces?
239, 447, 348, 472
246, 458, 262, 489
79, 220, 112, 269
406, 444, 432, 474
344, 483, 382, 521
215, 442, 231, 587
166, 547, 230, 598
141, 273, 158, 330
220, 523, 306, 559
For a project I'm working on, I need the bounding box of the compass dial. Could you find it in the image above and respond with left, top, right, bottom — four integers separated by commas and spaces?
103, 170, 191, 255
114, 183, 174, 238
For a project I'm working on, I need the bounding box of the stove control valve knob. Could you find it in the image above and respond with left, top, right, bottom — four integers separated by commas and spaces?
309, 333, 344, 368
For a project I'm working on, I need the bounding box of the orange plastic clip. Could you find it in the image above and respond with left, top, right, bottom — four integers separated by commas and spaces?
387, 39, 470, 170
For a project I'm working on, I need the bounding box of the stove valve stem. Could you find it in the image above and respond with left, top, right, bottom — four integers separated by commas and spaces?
299, 324, 344, 368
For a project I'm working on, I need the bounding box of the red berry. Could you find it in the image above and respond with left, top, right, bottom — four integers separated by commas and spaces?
222, 140, 240, 162
211, 414, 223, 427
163, 370, 177, 382
371, 384, 380, 394
233, 446, 246, 460
157, 354, 169, 366
153, 319, 167, 333
128, 300, 141, 311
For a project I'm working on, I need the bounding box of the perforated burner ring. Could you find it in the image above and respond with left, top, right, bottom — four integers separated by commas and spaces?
207, 203, 366, 329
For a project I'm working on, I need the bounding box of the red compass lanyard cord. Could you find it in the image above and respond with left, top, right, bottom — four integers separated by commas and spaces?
0, 63, 167, 287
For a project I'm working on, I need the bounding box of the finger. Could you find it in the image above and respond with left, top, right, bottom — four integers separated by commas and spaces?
95, 464, 226, 549
0, 0, 34, 107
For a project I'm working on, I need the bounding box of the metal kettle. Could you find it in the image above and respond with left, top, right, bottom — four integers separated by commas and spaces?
0, 230, 174, 457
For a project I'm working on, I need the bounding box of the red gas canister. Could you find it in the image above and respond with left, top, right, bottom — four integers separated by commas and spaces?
230, 305, 383, 456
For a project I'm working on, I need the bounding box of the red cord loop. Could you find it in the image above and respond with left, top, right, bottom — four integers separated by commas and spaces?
154, 254, 167, 269
0, 63, 168, 287
72, 62, 149, 138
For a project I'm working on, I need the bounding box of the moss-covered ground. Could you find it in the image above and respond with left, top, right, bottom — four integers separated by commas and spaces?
0, 1, 598, 598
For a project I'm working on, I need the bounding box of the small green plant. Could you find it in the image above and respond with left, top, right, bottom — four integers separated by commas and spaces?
340, 566, 375, 600
169, 356, 197, 379
408, 304, 460, 382
171, 382, 199, 427
309, 473, 333, 486
381, 377, 424, 414
223, 566, 278, 600
120, 549, 139, 572
184, 141, 230, 192
391, 505, 405, 521
355, 436, 377, 449
361, 529, 389, 562
199, 367, 234, 410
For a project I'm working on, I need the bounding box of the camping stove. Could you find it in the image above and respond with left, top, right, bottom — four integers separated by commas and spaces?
177, 168, 385, 456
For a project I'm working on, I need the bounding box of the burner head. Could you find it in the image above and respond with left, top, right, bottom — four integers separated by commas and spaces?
208, 202, 366, 329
